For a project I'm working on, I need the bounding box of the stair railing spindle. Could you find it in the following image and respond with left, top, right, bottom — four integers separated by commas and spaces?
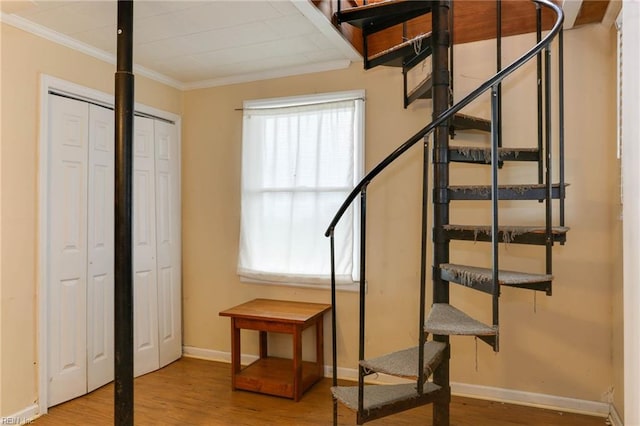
559, 29, 565, 228
544, 45, 553, 280
496, 0, 503, 148
536, 4, 544, 185
329, 231, 338, 425
490, 85, 500, 343
449, 0, 454, 107
357, 186, 367, 417
418, 136, 431, 395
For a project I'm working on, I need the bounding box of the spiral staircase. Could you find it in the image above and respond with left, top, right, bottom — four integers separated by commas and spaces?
323, 0, 567, 424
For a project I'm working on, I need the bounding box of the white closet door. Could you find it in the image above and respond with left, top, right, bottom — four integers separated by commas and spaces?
48, 95, 89, 406
133, 116, 160, 376
154, 120, 182, 367
87, 104, 115, 391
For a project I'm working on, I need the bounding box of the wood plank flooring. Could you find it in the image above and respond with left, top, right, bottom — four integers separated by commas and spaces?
33, 357, 607, 425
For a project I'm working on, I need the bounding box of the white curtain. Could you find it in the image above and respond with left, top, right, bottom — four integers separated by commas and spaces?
238, 97, 362, 285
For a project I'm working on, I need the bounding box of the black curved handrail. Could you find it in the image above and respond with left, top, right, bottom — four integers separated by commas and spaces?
325, 0, 563, 237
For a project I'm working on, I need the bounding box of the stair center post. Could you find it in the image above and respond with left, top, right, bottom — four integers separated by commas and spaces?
431, 2, 451, 426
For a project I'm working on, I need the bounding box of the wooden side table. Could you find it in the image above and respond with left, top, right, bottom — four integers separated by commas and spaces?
219, 298, 332, 401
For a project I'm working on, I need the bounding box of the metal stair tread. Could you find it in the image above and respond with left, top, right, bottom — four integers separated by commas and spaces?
331, 382, 441, 412
443, 224, 569, 236
336, 0, 433, 31
368, 32, 432, 68
360, 341, 446, 380
440, 263, 552, 286
406, 74, 433, 102
450, 183, 556, 189
449, 146, 539, 163
425, 303, 496, 336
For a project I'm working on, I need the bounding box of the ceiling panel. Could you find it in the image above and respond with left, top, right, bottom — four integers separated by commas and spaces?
0, 0, 361, 88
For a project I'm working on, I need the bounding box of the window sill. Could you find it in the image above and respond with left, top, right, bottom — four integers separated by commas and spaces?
239, 275, 364, 293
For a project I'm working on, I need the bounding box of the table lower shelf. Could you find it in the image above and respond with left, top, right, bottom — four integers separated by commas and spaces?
234, 356, 323, 400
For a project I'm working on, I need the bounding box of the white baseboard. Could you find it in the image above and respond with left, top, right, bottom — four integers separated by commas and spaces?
451, 382, 610, 417
3, 403, 39, 424
182, 345, 259, 366
609, 405, 624, 426
184, 345, 611, 419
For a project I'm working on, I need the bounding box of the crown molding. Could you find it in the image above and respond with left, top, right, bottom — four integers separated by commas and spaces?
182, 59, 353, 91
1, 12, 186, 90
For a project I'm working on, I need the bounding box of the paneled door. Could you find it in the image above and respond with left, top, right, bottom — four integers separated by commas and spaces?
154, 120, 182, 367
132, 116, 160, 377
48, 95, 90, 407
86, 103, 115, 392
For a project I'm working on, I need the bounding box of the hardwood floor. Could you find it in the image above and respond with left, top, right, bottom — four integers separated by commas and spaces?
33, 357, 606, 425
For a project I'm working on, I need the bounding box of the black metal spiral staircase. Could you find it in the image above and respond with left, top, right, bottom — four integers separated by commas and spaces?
324, 0, 566, 424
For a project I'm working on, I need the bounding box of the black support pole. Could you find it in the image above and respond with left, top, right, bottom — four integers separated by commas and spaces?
432, 2, 450, 425
114, 1, 134, 425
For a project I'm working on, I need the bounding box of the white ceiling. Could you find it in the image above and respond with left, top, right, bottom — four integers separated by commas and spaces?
0, 0, 362, 89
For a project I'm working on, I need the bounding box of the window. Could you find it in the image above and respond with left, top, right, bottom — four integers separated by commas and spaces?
238, 90, 365, 289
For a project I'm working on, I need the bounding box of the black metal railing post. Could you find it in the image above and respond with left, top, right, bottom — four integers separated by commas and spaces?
536, 4, 544, 185
559, 29, 566, 228
544, 43, 553, 283
330, 231, 338, 426
496, 0, 503, 148
449, 0, 455, 107
357, 187, 367, 417
490, 85, 500, 349
114, 1, 134, 425
418, 135, 430, 395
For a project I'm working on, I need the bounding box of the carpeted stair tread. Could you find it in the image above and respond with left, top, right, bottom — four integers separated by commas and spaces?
425, 303, 496, 336
450, 113, 491, 132
443, 224, 569, 244
449, 146, 539, 163
440, 263, 553, 286
448, 183, 566, 200
331, 382, 441, 412
360, 341, 446, 380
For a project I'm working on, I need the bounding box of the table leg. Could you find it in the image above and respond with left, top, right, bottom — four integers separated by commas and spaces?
293, 324, 303, 401
259, 331, 268, 359
315, 319, 324, 377
231, 319, 241, 390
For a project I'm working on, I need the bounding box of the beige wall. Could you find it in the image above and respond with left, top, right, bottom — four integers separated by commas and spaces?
0, 23, 182, 416
610, 21, 624, 415
183, 23, 618, 404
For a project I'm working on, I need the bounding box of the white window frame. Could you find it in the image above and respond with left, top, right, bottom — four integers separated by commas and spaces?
238, 90, 365, 292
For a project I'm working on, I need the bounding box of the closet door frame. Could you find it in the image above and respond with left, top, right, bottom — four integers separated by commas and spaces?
38, 75, 182, 416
